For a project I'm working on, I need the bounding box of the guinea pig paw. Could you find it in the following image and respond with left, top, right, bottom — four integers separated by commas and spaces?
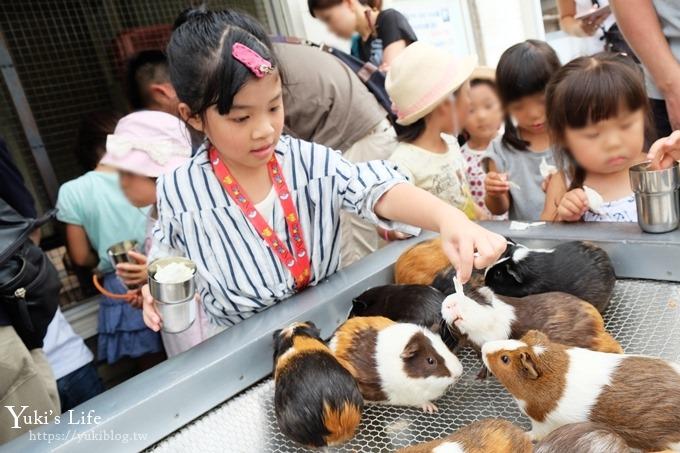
475, 366, 489, 380
421, 402, 439, 414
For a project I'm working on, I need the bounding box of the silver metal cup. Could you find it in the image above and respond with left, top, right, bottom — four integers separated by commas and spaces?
630, 161, 680, 233
107, 240, 140, 289
148, 257, 197, 333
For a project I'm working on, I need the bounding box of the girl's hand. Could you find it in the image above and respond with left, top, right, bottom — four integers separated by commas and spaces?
376, 226, 412, 242
485, 172, 510, 196
557, 189, 588, 222
116, 251, 149, 287
141, 283, 162, 332
438, 216, 507, 283
648, 130, 680, 170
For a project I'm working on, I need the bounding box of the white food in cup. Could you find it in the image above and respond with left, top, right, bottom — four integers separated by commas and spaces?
154, 262, 195, 284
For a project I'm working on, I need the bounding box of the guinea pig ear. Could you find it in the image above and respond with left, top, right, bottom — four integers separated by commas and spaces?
520, 351, 540, 380
506, 265, 524, 283
400, 339, 420, 360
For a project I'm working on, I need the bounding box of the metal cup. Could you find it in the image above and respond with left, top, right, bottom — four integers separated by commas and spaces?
107, 240, 140, 289
630, 161, 680, 233
148, 257, 197, 333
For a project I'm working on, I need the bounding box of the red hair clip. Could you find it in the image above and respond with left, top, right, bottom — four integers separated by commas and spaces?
232, 42, 273, 78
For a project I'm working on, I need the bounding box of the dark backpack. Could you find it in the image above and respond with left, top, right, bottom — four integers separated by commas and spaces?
0, 199, 60, 349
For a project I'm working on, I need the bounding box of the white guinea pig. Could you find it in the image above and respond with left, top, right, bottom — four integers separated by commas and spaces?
482, 330, 680, 452
331, 316, 463, 413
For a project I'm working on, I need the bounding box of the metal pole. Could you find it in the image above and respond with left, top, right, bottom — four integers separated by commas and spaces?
0, 29, 59, 206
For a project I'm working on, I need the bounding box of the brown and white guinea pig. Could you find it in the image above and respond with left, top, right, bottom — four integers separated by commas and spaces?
482, 330, 680, 451
330, 316, 463, 413
441, 287, 622, 354
534, 422, 629, 453
350, 285, 446, 332
273, 321, 363, 448
397, 418, 532, 453
484, 240, 616, 313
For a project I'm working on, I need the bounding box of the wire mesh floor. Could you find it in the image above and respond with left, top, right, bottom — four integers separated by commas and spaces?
150, 279, 680, 452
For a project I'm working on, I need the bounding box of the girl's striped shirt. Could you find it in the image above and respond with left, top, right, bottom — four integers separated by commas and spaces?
150, 135, 417, 327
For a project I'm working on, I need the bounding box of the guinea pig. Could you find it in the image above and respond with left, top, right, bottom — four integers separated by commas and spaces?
330, 316, 463, 413
350, 285, 446, 332
441, 287, 623, 354
431, 265, 486, 296
394, 238, 450, 286
273, 321, 363, 448
397, 418, 532, 453
484, 240, 616, 313
482, 330, 680, 451
534, 422, 629, 453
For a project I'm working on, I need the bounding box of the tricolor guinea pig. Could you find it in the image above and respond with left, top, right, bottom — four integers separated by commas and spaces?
484, 240, 616, 313
273, 322, 363, 448
482, 330, 680, 451
534, 422, 629, 453
397, 418, 532, 453
350, 285, 446, 332
330, 316, 463, 413
441, 287, 622, 354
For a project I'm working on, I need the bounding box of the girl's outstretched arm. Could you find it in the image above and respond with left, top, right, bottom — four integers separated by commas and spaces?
374, 183, 507, 283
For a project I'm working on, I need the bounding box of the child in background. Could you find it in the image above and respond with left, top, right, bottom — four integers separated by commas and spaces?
386, 42, 485, 222
484, 40, 561, 220
141, 9, 506, 333
541, 53, 653, 222
56, 112, 163, 367
460, 67, 505, 220
99, 110, 205, 357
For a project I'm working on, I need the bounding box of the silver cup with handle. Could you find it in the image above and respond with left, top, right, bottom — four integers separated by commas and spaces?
629, 161, 680, 233
107, 240, 140, 289
148, 257, 197, 333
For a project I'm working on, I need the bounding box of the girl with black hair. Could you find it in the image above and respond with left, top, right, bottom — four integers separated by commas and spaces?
308, 0, 416, 70
484, 40, 561, 220
140, 8, 506, 332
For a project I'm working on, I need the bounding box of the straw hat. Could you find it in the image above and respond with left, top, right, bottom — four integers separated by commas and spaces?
470, 65, 496, 82
101, 111, 192, 178
386, 41, 477, 126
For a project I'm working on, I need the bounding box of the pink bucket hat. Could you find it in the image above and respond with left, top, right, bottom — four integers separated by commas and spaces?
101, 111, 191, 178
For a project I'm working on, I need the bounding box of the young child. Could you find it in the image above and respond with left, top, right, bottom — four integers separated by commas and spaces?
460, 66, 505, 220
385, 42, 484, 222
141, 8, 506, 332
98, 110, 208, 357
484, 40, 561, 220
56, 112, 163, 366
308, 0, 417, 70
541, 53, 654, 222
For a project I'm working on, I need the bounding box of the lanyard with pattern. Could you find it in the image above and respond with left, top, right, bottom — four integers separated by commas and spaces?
209, 146, 311, 289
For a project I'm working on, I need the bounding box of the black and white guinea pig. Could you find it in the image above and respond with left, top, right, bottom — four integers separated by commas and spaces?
483, 330, 680, 451
330, 316, 463, 413
397, 418, 532, 453
350, 285, 446, 332
431, 266, 486, 296
534, 422, 629, 453
273, 322, 363, 448
484, 240, 616, 313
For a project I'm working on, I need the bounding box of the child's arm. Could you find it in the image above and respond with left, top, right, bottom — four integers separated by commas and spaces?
484, 161, 510, 215
541, 172, 568, 221
64, 224, 99, 268
374, 183, 507, 282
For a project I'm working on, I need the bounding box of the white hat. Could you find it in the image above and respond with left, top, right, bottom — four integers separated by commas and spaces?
386, 42, 477, 126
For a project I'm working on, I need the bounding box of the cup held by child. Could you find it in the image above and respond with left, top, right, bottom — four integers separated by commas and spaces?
148, 257, 197, 333
629, 161, 680, 233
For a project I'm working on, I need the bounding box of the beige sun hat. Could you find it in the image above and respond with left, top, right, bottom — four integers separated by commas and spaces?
470, 65, 496, 82
386, 41, 477, 126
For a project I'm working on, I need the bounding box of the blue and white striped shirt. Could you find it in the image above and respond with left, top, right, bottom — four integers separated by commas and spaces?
150, 135, 416, 326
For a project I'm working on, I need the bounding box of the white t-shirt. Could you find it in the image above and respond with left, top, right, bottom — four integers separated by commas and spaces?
43, 308, 94, 380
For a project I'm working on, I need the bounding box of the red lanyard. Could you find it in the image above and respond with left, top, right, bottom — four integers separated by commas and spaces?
209, 146, 311, 290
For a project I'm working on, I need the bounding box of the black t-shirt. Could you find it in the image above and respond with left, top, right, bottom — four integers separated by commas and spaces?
0, 137, 37, 219
359, 9, 417, 67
